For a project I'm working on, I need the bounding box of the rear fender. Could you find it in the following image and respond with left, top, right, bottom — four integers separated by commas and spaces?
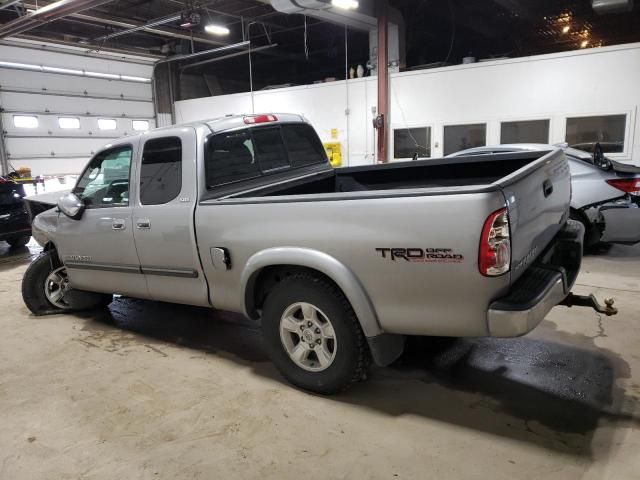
240, 247, 383, 338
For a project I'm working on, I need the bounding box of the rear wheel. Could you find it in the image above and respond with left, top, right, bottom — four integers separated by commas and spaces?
22, 251, 111, 315
261, 273, 369, 394
7, 235, 30, 248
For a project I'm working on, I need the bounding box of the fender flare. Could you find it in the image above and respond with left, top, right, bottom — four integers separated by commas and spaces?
240, 247, 383, 338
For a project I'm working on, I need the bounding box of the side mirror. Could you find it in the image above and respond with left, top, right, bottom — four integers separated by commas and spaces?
57, 192, 85, 220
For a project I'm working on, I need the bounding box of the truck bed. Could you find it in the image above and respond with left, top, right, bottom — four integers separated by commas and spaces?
227, 150, 550, 198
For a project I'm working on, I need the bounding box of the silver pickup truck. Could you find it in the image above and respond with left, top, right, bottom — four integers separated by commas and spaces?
23, 113, 614, 394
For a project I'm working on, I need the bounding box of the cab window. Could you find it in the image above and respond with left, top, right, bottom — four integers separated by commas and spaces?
140, 137, 182, 205
74, 146, 132, 208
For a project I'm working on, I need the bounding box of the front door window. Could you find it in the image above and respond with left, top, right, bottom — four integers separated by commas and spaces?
74, 146, 132, 208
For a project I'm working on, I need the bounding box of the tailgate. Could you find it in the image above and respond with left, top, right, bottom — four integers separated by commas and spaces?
497, 149, 571, 283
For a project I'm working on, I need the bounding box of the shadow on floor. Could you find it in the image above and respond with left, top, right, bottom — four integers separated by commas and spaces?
0, 239, 41, 271
70, 297, 639, 458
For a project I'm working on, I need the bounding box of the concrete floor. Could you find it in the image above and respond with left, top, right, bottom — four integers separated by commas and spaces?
1, 241, 639, 479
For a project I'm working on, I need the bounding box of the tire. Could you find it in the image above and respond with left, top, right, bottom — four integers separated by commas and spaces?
7, 235, 30, 248
570, 210, 601, 249
21, 251, 111, 315
261, 273, 370, 394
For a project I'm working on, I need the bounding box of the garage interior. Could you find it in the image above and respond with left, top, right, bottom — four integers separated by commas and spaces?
1, 0, 640, 478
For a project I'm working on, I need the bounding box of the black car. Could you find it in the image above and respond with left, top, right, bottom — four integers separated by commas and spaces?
0, 177, 31, 248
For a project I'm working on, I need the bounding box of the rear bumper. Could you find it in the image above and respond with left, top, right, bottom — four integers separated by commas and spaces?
487, 220, 583, 337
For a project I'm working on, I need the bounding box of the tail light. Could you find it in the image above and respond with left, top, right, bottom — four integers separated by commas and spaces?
606, 178, 640, 196
243, 114, 278, 124
479, 207, 511, 276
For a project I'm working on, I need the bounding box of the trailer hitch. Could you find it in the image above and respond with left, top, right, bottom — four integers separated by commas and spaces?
560, 293, 618, 316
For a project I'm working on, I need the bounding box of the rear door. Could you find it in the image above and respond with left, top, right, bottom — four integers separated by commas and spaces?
131, 128, 209, 307
497, 149, 571, 281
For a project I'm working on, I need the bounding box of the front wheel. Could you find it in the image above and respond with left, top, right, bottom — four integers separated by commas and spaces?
22, 251, 111, 315
261, 273, 370, 394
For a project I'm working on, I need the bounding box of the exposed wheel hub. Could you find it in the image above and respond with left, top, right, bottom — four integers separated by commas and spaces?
44, 266, 72, 310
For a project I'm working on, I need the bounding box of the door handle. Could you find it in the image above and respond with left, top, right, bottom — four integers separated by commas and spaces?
136, 219, 151, 229
543, 179, 554, 198
112, 219, 126, 230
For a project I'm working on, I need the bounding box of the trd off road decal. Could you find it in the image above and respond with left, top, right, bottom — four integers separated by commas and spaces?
375, 247, 464, 263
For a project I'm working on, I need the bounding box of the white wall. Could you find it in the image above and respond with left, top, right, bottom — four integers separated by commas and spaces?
0, 39, 156, 176
175, 42, 640, 166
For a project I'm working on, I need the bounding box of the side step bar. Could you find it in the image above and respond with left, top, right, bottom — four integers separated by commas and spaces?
559, 293, 618, 316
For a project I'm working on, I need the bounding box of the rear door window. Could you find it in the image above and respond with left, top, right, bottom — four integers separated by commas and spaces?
139, 137, 182, 205
282, 124, 327, 167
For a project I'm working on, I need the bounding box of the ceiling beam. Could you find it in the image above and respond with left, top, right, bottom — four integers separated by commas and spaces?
0, 0, 115, 38
20, 2, 229, 46
0, 0, 22, 11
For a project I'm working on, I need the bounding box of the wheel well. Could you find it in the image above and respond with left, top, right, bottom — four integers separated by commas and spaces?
569, 207, 589, 226
246, 265, 346, 320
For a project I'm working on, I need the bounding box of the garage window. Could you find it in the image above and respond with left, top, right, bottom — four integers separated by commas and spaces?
566, 115, 626, 153
501, 119, 550, 144
393, 127, 431, 159
132, 120, 149, 131
98, 119, 117, 130
58, 117, 80, 129
13, 115, 38, 128
140, 137, 182, 205
443, 124, 486, 155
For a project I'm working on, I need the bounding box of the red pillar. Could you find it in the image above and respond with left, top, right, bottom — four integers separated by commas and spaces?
376, 0, 389, 163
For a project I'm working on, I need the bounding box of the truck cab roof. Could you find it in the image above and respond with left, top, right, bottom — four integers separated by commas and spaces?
147, 113, 308, 135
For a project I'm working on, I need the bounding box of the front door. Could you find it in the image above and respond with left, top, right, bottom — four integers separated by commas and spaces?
56, 142, 149, 298
131, 128, 209, 306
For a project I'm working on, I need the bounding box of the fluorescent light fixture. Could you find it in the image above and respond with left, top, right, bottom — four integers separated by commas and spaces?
84, 71, 120, 80
0, 61, 151, 83
331, 0, 359, 9
13, 115, 38, 128
58, 117, 80, 129
34, 0, 66, 15
132, 120, 149, 131
98, 119, 117, 130
43, 66, 84, 75
0, 61, 40, 71
205, 24, 230, 35
120, 75, 151, 83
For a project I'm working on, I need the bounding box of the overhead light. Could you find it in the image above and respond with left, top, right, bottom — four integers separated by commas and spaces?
33, 0, 66, 16
562, 25, 570, 34
205, 23, 230, 35
331, 0, 359, 9
0, 61, 150, 83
